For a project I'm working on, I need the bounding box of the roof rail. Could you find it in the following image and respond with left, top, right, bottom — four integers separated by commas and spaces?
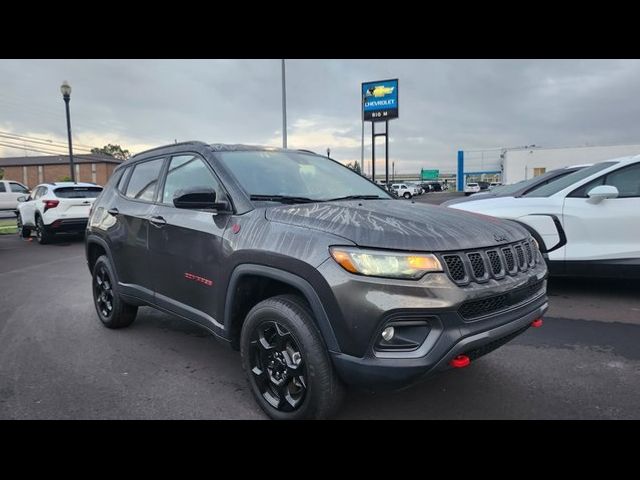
130, 140, 209, 159
297, 149, 317, 155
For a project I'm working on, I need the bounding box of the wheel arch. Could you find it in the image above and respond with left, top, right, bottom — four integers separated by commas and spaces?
85, 235, 118, 280
224, 264, 340, 353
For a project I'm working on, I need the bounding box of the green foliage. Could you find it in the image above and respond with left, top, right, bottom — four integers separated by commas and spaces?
0, 167, 4, 180
58, 176, 73, 182
91, 144, 131, 161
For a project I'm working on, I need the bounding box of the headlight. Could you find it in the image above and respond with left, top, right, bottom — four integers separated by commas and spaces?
329, 247, 443, 280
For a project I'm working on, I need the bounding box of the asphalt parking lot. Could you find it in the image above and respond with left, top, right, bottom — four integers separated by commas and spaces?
1, 193, 639, 419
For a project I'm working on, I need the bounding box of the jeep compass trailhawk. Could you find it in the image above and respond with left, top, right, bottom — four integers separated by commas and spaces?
86, 142, 548, 419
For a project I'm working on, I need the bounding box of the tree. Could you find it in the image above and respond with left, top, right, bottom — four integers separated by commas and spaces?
91, 144, 131, 161
346, 161, 362, 175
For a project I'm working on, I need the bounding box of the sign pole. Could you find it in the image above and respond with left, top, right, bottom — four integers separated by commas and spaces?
385, 120, 389, 187
371, 121, 376, 181
361, 95, 365, 174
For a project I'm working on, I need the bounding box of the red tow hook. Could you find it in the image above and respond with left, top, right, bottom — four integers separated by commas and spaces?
450, 355, 471, 368
531, 318, 543, 328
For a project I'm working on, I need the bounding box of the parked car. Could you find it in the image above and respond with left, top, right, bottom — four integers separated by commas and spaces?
85, 141, 548, 419
443, 165, 590, 207
448, 156, 640, 278
477, 181, 490, 191
464, 183, 480, 195
0, 180, 30, 213
406, 182, 424, 195
489, 182, 502, 190
16, 182, 103, 244
391, 183, 419, 198
423, 181, 442, 192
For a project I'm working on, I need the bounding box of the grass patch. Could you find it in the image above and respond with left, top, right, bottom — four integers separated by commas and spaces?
0, 217, 17, 234
0, 225, 17, 235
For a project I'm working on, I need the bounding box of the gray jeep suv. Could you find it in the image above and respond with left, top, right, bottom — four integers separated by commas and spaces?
85, 142, 548, 419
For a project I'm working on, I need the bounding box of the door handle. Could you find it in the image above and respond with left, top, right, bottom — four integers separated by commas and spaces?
107, 208, 119, 216
149, 215, 167, 227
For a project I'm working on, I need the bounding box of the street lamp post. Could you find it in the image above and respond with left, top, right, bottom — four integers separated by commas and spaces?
60, 81, 75, 183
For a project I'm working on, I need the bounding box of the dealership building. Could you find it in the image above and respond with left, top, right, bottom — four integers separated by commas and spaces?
0, 154, 122, 188
501, 143, 640, 184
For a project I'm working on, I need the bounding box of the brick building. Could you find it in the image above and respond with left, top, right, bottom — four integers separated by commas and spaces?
0, 154, 123, 188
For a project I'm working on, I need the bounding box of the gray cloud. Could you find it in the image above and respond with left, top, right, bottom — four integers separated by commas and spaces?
1, 59, 639, 174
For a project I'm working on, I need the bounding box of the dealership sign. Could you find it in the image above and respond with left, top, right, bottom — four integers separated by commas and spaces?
362, 79, 399, 121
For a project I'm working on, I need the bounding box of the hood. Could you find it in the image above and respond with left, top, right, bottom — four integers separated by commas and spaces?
265, 200, 528, 252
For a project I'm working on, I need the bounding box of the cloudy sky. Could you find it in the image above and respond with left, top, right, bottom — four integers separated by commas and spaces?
1, 59, 639, 174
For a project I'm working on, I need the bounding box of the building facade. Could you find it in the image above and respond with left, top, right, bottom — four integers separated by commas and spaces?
502, 144, 640, 184
0, 154, 122, 188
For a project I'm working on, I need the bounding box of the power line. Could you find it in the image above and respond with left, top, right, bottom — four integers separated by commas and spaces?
0, 141, 110, 161
0, 133, 95, 154
0, 130, 97, 151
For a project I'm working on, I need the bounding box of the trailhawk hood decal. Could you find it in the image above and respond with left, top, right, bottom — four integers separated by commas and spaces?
265, 200, 528, 251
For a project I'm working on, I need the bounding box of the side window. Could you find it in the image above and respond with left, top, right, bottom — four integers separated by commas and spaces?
116, 167, 130, 193
568, 177, 605, 198
0, 183, 5, 193
33, 187, 46, 200
161, 154, 223, 206
125, 158, 164, 202
569, 163, 640, 198
9, 182, 29, 193
603, 163, 640, 198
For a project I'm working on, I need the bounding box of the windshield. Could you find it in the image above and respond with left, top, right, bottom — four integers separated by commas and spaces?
524, 162, 617, 197
216, 150, 391, 202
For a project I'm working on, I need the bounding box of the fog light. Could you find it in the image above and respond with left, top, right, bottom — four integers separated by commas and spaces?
381, 326, 395, 341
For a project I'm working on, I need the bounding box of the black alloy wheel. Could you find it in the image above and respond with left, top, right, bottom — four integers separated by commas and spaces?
249, 321, 307, 412
94, 263, 114, 319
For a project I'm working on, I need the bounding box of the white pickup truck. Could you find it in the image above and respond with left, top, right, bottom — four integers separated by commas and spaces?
0, 180, 30, 213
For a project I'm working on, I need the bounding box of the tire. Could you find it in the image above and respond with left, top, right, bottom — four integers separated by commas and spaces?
403, 192, 412, 199
35, 214, 53, 244
92, 255, 138, 329
16, 213, 31, 238
240, 294, 345, 420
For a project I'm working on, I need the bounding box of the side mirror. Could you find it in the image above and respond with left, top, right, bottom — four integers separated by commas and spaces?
17, 195, 27, 202
173, 189, 231, 214
587, 185, 618, 203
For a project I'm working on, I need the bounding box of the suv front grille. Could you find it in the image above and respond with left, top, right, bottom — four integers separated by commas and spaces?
487, 250, 503, 276
503, 247, 516, 273
458, 280, 545, 320
467, 253, 486, 280
443, 255, 466, 281
440, 239, 539, 285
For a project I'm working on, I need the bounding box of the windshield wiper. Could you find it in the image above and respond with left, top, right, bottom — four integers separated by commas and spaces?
325, 195, 383, 201
249, 194, 320, 204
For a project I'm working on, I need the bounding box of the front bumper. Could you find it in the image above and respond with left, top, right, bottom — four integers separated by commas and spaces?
331, 297, 546, 388
317, 255, 548, 389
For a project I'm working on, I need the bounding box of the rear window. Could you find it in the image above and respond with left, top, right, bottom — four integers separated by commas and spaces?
467, 183, 478, 186
54, 186, 103, 198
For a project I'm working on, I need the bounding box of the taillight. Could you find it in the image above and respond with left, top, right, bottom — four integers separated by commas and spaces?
43, 199, 59, 212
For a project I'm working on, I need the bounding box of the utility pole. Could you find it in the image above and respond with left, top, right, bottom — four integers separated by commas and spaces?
361, 95, 364, 174
281, 59, 287, 149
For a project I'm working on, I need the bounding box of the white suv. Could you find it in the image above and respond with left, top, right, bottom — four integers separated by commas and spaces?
0, 180, 30, 213
464, 183, 481, 195
449, 156, 640, 278
16, 182, 103, 244
391, 183, 419, 199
